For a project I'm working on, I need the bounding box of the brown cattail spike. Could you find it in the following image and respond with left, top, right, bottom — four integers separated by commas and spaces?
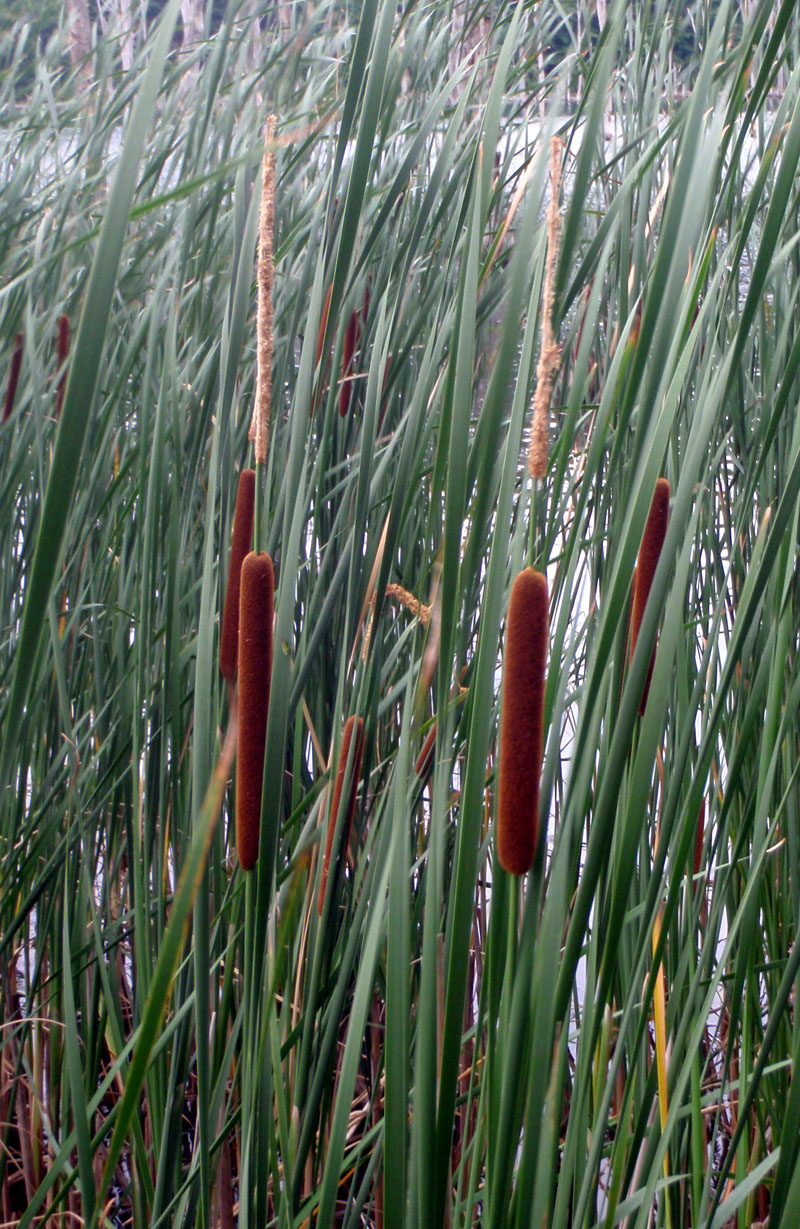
415, 723, 437, 781
55, 314, 70, 419
339, 310, 359, 417
236, 551, 274, 871
316, 284, 333, 371
3, 333, 24, 423
220, 469, 256, 683
318, 715, 365, 913
497, 568, 548, 875
629, 477, 670, 715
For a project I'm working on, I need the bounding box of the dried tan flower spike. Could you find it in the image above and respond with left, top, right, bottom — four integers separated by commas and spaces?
385, 583, 432, 625
528, 136, 564, 480
250, 115, 276, 465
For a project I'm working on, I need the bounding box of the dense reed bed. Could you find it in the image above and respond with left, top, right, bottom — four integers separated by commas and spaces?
3, 0, 800, 1225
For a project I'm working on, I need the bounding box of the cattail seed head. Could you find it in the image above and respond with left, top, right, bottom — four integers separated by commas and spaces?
219, 469, 256, 684
629, 477, 670, 715
316, 285, 333, 370
3, 333, 24, 424
497, 568, 548, 876
415, 723, 437, 781
236, 551, 274, 871
339, 310, 359, 417
56, 314, 70, 419
317, 715, 365, 913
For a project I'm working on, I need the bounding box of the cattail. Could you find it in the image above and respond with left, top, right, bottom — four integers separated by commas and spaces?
219, 469, 256, 684
415, 666, 468, 783
312, 284, 334, 413
55, 314, 70, 419
629, 477, 670, 715
248, 115, 276, 464
236, 551, 274, 871
497, 568, 548, 875
693, 795, 706, 880
3, 333, 24, 423
415, 723, 437, 781
528, 137, 563, 480
316, 284, 333, 370
339, 310, 359, 417
385, 583, 432, 625
317, 715, 365, 913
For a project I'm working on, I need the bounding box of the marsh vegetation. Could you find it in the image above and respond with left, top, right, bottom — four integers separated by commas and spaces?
2, 1, 800, 1226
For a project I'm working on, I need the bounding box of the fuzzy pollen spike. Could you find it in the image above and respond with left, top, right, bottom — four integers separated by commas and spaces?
497, 568, 548, 875
318, 715, 365, 914
250, 114, 276, 463
236, 551, 274, 871
630, 477, 670, 715
219, 469, 256, 683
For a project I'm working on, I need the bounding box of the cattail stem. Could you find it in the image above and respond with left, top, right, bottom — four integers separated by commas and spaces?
219, 469, 256, 684
317, 715, 365, 914
3, 333, 24, 423
236, 551, 275, 871
497, 568, 548, 875
629, 477, 670, 715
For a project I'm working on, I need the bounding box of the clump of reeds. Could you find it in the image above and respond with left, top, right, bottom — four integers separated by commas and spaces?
236, 550, 275, 871
317, 715, 365, 913
629, 477, 670, 715
497, 568, 548, 875
219, 469, 256, 684
55, 314, 70, 419
2, 333, 24, 423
